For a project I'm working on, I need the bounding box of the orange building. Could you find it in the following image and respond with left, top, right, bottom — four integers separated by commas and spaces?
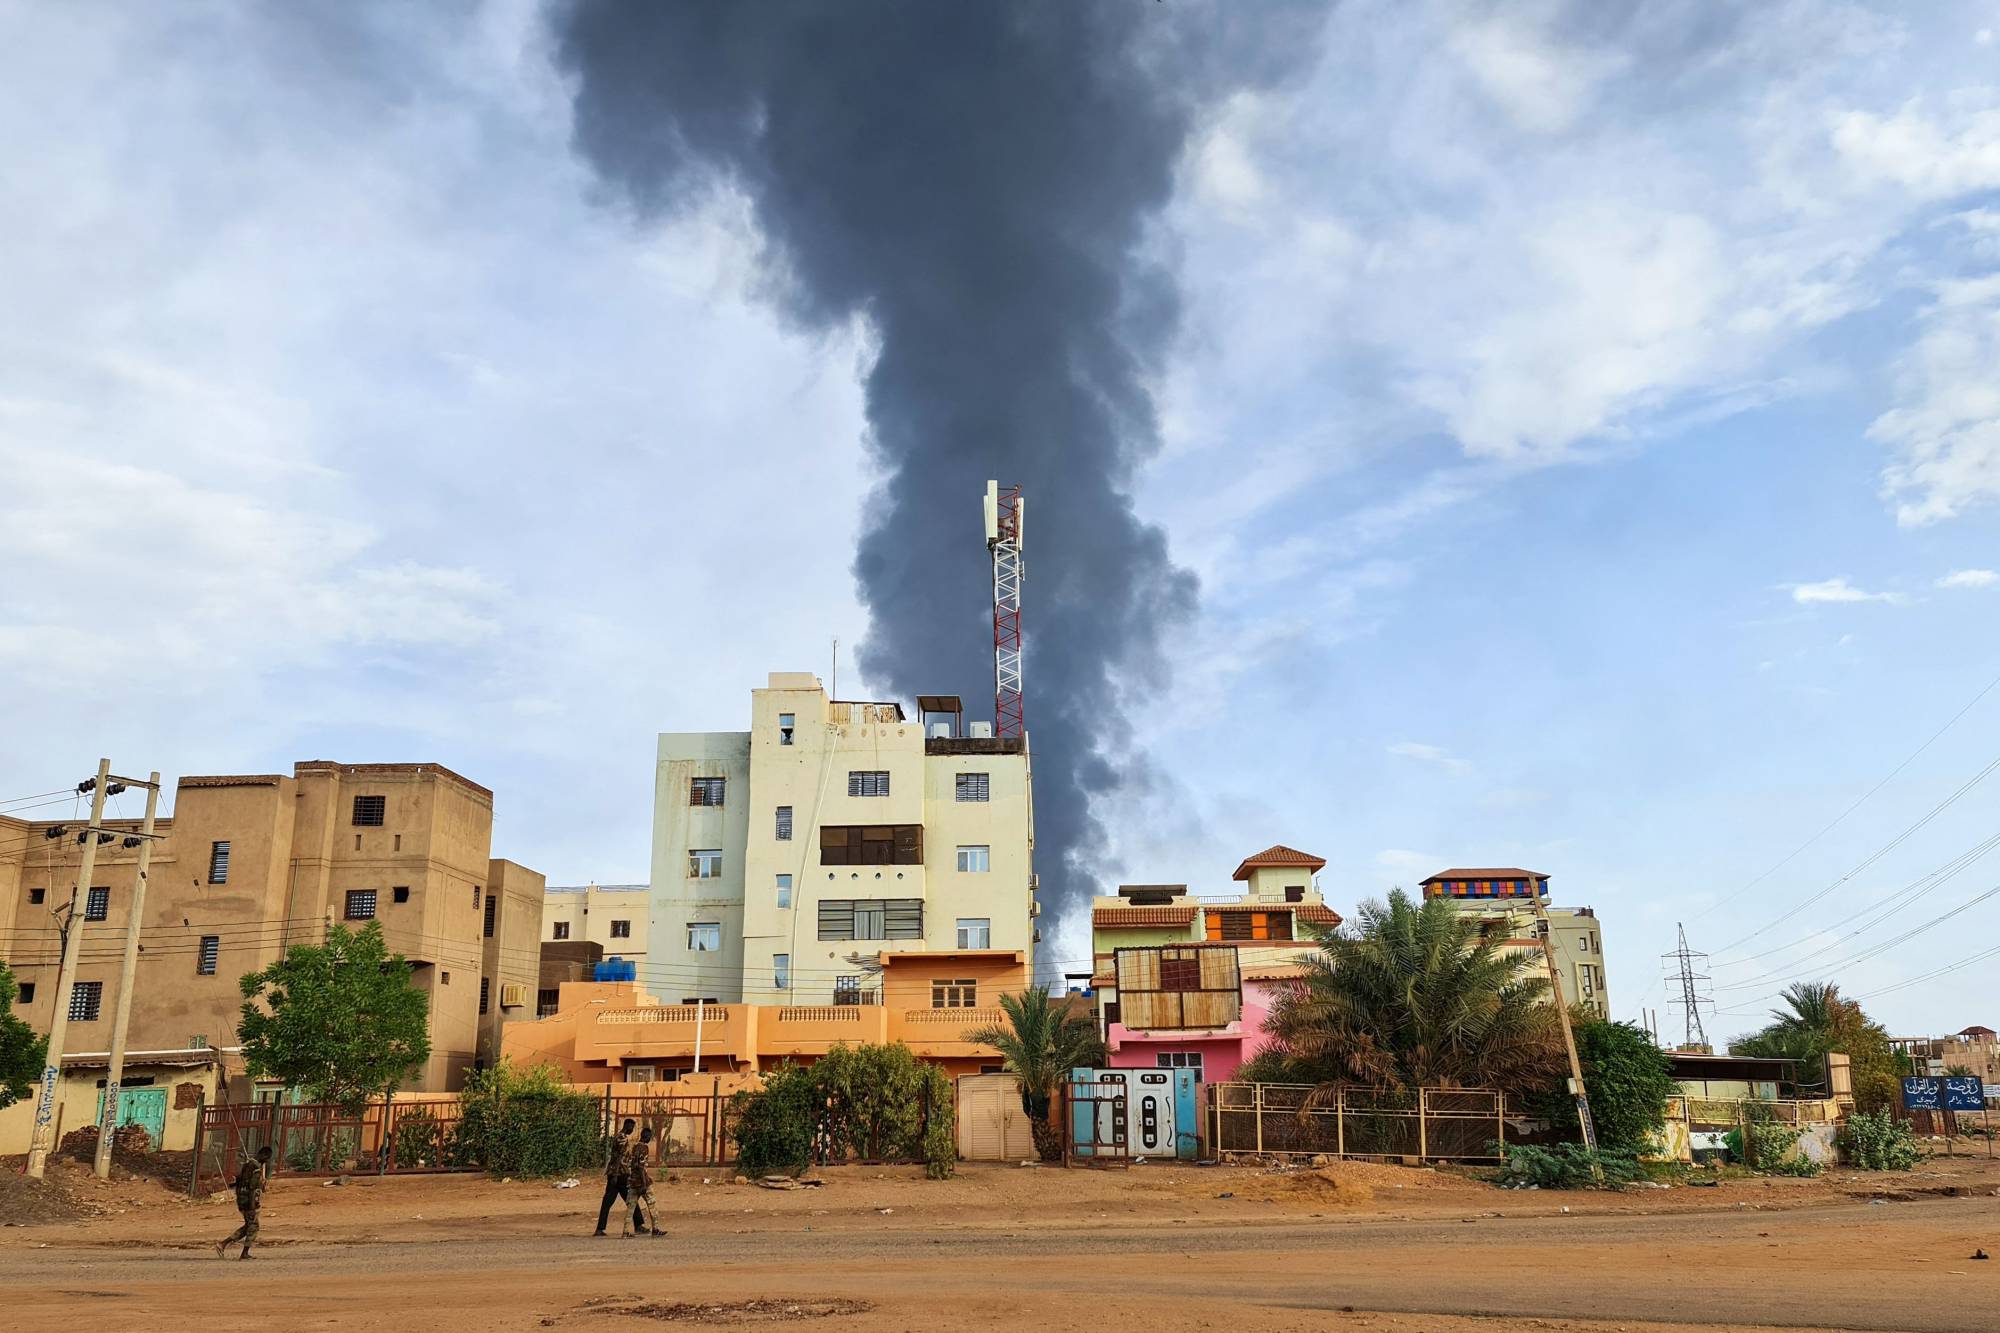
502, 948, 1027, 1082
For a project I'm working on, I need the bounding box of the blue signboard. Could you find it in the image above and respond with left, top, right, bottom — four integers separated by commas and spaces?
1901, 1076, 1943, 1110
1943, 1076, 1985, 1112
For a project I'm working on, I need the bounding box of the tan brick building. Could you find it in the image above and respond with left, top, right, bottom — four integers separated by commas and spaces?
0, 761, 542, 1092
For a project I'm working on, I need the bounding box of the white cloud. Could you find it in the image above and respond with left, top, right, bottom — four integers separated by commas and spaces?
1374, 848, 1442, 887
1831, 99, 2000, 199
1938, 568, 2000, 589
1448, 12, 1630, 135
1873, 275, 2000, 526
1788, 577, 1901, 605
1387, 741, 1474, 776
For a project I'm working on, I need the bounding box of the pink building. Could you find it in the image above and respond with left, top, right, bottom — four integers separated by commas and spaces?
1091, 845, 1341, 1085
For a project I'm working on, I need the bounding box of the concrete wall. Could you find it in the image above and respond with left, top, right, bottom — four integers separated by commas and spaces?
649, 731, 752, 1004
0, 1058, 222, 1154
480, 859, 545, 1069
542, 884, 649, 965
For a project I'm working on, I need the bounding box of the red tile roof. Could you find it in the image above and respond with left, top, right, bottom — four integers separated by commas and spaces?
1420, 867, 1547, 883
1092, 906, 1198, 928
1230, 844, 1327, 880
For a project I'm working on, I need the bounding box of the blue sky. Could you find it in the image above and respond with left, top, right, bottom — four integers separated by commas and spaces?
3, 1, 1998, 1039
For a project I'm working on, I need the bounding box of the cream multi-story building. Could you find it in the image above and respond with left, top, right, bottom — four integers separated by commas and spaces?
541, 883, 650, 961
648, 672, 1036, 1004
1419, 868, 1610, 1019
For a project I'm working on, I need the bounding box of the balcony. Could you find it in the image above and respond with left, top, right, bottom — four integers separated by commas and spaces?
892, 1006, 1006, 1054
762, 1004, 889, 1057
577, 1004, 750, 1063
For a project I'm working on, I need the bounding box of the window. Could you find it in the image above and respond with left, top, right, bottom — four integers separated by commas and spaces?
955, 772, 990, 802
610, 918, 631, 939
17, 982, 33, 1005
847, 770, 890, 797
480, 977, 491, 1015
776, 874, 793, 909
1157, 1051, 1205, 1078
393, 834, 402, 851
956, 845, 990, 873
931, 978, 977, 1008
1284, 885, 1304, 903
681, 996, 721, 1006
689, 777, 726, 807
28, 887, 44, 905
779, 712, 795, 745
689, 849, 723, 879
198, 936, 220, 976
1160, 955, 1201, 992
69, 980, 103, 1021
441, 971, 451, 985
688, 922, 722, 952
1207, 910, 1291, 942
473, 885, 482, 910
817, 898, 922, 941
775, 806, 793, 841
819, 824, 922, 866
344, 889, 378, 920
773, 954, 791, 990
85, 886, 109, 921
956, 917, 991, 949
834, 976, 861, 1005
552, 921, 571, 940
208, 841, 230, 884
536, 987, 560, 1015
484, 893, 498, 937
352, 795, 386, 826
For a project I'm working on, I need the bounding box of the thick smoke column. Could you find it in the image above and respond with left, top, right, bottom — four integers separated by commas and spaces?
556, 1, 1313, 946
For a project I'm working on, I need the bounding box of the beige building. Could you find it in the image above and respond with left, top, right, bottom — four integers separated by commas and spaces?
1419, 868, 1610, 1019
649, 673, 1036, 1004
541, 882, 649, 963
0, 761, 542, 1093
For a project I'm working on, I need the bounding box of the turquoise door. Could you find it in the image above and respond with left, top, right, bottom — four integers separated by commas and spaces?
96, 1086, 169, 1147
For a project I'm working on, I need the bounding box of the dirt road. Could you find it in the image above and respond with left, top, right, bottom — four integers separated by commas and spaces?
4, 1155, 1997, 1331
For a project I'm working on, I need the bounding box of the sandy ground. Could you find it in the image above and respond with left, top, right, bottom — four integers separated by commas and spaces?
3, 1151, 1998, 1331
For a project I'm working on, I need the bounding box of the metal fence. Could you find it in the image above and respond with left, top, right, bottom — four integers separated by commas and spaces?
1208, 1083, 1508, 1163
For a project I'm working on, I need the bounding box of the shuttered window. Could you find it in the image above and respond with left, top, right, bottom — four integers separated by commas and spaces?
483, 893, 498, 937
847, 771, 890, 797
352, 795, 386, 826
689, 777, 726, 807
198, 936, 220, 976
955, 772, 990, 802
775, 806, 792, 840
68, 980, 103, 1021
817, 898, 923, 941
208, 841, 231, 884
85, 886, 110, 921
1159, 956, 1201, 992
1207, 910, 1292, 942
480, 977, 491, 1015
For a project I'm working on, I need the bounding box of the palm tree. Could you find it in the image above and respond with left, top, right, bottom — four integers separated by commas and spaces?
1259, 889, 1566, 1100
965, 987, 1106, 1160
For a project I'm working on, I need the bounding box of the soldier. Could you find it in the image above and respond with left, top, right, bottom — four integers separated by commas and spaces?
621, 1126, 665, 1238
217, 1145, 272, 1259
593, 1118, 646, 1236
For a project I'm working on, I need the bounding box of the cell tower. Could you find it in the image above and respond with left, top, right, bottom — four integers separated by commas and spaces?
1662, 922, 1714, 1051
983, 480, 1025, 738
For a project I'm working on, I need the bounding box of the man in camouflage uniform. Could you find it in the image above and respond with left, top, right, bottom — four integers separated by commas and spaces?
218, 1145, 272, 1259
621, 1126, 665, 1237
594, 1118, 646, 1236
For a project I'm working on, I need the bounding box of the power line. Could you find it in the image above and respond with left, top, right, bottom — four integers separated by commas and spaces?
1714, 880, 2000, 998
1859, 941, 2000, 1001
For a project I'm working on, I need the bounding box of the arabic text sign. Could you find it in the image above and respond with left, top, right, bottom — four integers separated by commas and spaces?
1902, 1076, 1942, 1110
1943, 1076, 1984, 1112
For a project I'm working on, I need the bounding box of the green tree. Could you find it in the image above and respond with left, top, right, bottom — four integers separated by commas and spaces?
1257, 890, 1566, 1098
237, 923, 431, 1111
964, 986, 1106, 1160
0, 962, 48, 1109
1729, 981, 1899, 1112
1534, 1016, 1675, 1153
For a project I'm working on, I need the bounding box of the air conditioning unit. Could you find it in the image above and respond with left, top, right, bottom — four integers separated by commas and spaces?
968, 721, 994, 738
1029, 900, 1041, 918
928, 721, 952, 739
499, 983, 529, 1009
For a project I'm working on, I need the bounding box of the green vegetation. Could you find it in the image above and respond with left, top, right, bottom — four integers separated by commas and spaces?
0, 962, 47, 1109
731, 1043, 956, 1180
455, 1061, 606, 1177
1255, 890, 1566, 1098
965, 987, 1105, 1161
236, 923, 431, 1111
1841, 1109, 1924, 1171
1496, 1142, 1641, 1189
1730, 981, 1899, 1111
1534, 1017, 1676, 1154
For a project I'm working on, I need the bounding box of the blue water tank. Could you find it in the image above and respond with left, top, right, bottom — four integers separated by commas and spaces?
593, 956, 636, 982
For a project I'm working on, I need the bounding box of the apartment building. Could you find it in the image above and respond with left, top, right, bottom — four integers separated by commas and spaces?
0, 761, 542, 1091
1418, 868, 1610, 1018
648, 672, 1036, 1004
542, 883, 649, 961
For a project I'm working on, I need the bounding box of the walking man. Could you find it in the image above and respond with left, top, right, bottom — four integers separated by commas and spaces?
594, 1118, 646, 1236
218, 1145, 272, 1259
621, 1126, 665, 1238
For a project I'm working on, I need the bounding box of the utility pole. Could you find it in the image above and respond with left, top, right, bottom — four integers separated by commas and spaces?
27, 758, 111, 1179
1529, 889, 1600, 1177
95, 770, 162, 1179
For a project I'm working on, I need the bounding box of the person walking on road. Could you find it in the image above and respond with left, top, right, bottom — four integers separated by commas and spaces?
621, 1126, 665, 1238
218, 1145, 273, 1259
594, 1118, 646, 1236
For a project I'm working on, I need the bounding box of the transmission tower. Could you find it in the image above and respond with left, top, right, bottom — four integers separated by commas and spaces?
984, 480, 1025, 738
1662, 922, 1714, 1051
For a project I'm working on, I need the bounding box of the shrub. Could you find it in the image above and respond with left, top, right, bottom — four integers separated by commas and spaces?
731, 1043, 955, 1179
457, 1062, 606, 1177
1841, 1110, 1923, 1171
392, 1107, 454, 1168
1732, 1120, 1821, 1177
1533, 1018, 1676, 1155
1496, 1142, 1641, 1189
733, 1064, 821, 1178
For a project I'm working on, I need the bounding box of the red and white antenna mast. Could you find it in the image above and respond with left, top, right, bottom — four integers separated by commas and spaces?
984, 480, 1025, 738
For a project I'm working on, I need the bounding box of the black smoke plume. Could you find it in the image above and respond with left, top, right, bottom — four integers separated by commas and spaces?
555, 1, 1320, 956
